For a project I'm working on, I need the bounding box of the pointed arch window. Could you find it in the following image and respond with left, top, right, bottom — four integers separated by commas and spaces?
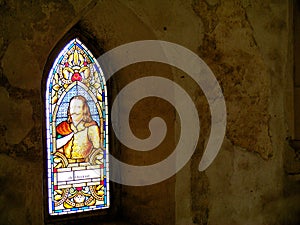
45, 38, 109, 215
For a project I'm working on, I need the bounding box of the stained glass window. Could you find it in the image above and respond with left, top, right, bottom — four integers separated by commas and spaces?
45, 38, 109, 215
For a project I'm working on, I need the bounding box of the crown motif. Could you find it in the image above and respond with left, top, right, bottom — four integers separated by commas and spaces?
62, 48, 91, 83
51, 40, 104, 104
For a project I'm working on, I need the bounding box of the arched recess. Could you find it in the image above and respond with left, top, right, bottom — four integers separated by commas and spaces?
42, 27, 119, 223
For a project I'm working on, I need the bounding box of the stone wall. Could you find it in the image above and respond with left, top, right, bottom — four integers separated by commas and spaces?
0, 0, 299, 225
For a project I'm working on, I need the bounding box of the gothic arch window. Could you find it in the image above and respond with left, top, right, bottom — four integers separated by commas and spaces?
45, 38, 110, 216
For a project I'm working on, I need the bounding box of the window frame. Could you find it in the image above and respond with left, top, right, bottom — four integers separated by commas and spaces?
42, 29, 120, 225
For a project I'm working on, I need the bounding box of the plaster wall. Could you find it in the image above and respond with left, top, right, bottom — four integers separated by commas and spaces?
0, 0, 298, 225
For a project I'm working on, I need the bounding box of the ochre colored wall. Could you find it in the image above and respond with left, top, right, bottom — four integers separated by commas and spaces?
0, 0, 299, 225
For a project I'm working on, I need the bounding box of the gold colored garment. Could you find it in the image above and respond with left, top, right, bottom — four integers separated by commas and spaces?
59, 121, 100, 159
